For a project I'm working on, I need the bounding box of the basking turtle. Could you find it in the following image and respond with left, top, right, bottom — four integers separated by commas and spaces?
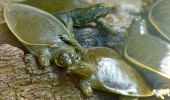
124, 18, 170, 99
3, 3, 111, 67
124, 35, 170, 99
67, 47, 153, 99
124, 23, 170, 79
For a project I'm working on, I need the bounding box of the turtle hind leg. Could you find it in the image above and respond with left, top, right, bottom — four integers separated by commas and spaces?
80, 80, 93, 97
38, 48, 52, 67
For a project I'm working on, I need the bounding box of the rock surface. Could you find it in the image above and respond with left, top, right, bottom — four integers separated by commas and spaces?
0, 44, 81, 100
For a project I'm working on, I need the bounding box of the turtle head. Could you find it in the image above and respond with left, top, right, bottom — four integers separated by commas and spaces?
71, 4, 112, 26
90, 4, 112, 19
54, 50, 77, 67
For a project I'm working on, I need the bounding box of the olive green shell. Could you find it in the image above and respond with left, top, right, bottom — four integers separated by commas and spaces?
149, 0, 170, 42
125, 35, 170, 79
4, 3, 69, 47
80, 48, 153, 97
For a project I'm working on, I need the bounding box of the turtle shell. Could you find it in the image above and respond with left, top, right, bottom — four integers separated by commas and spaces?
86, 47, 153, 97
148, 0, 170, 42
3, 3, 70, 47
124, 35, 170, 79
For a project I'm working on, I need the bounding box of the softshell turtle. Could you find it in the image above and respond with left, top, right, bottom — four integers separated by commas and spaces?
124, 19, 170, 99
103, 17, 170, 99
148, 0, 170, 42
67, 47, 153, 99
3, 3, 110, 67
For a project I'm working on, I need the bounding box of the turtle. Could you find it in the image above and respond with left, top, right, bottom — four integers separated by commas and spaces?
67, 47, 153, 100
124, 18, 170, 99
124, 18, 170, 79
3, 3, 111, 67
124, 34, 170, 99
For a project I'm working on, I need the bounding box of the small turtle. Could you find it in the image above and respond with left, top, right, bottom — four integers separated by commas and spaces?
124, 18, 170, 99
3, 3, 110, 67
67, 47, 153, 99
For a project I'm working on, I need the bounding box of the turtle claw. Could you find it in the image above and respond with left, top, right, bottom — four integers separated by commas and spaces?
153, 89, 170, 99
80, 80, 93, 97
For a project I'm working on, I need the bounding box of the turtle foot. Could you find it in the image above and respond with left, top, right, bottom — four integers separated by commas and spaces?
153, 89, 170, 99
38, 49, 51, 67
80, 80, 93, 97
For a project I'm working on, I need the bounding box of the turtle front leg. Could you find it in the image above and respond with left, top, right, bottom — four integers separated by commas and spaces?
66, 61, 94, 97
80, 80, 93, 97
67, 67, 93, 97
38, 48, 52, 67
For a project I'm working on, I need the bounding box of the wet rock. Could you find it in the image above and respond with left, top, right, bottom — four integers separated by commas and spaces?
0, 44, 81, 100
